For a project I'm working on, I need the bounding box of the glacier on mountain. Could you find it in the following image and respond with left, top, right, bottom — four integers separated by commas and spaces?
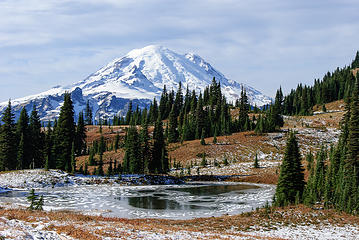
0, 45, 272, 122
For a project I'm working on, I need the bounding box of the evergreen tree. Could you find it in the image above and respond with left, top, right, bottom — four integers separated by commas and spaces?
114, 133, 120, 152
71, 141, 76, 173
123, 119, 141, 174
97, 153, 104, 176
75, 111, 86, 156
125, 101, 133, 125
200, 128, 206, 145
107, 159, 113, 176
346, 79, 359, 172
274, 132, 305, 206
238, 87, 250, 131
44, 121, 55, 169
0, 101, 17, 170
351, 51, 359, 69
140, 116, 150, 173
84, 100, 93, 125
55, 93, 75, 171
168, 105, 178, 143
16, 133, 25, 170
151, 115, 168, 173
29, 105, 44, 168
174, 82, 183, 116
16, 108, 31, 169
254, 153, 259, 168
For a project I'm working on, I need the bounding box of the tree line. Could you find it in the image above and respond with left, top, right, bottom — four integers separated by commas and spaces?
0, 77, 284, 174
279, 51, 359, 116
274, 80, 359, 214
0, 93, 86, 172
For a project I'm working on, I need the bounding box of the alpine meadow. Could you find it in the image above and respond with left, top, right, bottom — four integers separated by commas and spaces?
1, 1, 359, 239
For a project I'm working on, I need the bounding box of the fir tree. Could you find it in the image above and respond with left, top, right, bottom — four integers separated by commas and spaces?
0, 101, 17, 170
84, 100, 93, 125
200, 128, 206, 145
16, 108, 31, 169
114, 133, 120, 152
274, 132, 305, 206
71, 141, 76, 173
97, 153, 104, 176
254, 153, 259, 168
123, 119, 141, 174
140, 116, 150, 173
29, 105, 44, 168
125, 101, 133, 125
168, 105, 178, 143
151, 115, 168, 173
55, 93, 75, 171
75, 111, 87, 156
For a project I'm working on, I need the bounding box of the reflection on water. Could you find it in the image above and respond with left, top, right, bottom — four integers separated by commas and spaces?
0, 183, 275, 219
169, 184, 258, 196
126, 184, 257, 211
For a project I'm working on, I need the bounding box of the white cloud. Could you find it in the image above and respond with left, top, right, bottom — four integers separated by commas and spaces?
0, 0, 359, 101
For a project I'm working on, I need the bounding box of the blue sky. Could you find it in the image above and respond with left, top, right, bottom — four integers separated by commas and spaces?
1, 0, 358, 102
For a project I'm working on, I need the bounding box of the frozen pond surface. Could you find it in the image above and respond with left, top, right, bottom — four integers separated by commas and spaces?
0, 182, 275, 220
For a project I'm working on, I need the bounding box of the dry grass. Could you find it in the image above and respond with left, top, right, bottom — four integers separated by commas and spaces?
1, 205, 358, 239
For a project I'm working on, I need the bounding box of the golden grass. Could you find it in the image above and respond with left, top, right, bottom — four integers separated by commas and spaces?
2, 204, 358, 239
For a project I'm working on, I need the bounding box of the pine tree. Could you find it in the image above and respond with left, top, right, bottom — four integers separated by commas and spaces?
107, 159, 113, 176
201, 152, 207, 167
75, 111, 87, 156
16, 133, 25, 170
174, 82, 183, 116
27, 189, 37, 210
29, 105, 44, 168
125, 101, 133, 125
351, 51, 359, 69
168, 105, 178, 143
16, 108, 31, 169
306, 151, 314, 172
114, 133, 120, 152
151, 115, 168, 173
97, 153, 104, 176
71, 141, 76, 173
274, 132, 305, 206
55, 93, 75, 171
213, 129, 217, 144
0, 101, 17, 170
254, 153, 259, 168
123, 119, 141, 174
346, 79, 359, 172
84, 100, 93, 125
140, 116, 150, 173
200, 128, 206, 145
238, 87, 250, 131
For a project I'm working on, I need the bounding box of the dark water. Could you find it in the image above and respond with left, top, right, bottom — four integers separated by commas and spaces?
0, 183, 275, 219
126, 184, 259, 211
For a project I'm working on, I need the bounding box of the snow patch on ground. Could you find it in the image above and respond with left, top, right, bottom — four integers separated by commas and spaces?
0, 217, 73, 239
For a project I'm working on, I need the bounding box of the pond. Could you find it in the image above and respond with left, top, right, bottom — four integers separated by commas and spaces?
0, 182, 275, 220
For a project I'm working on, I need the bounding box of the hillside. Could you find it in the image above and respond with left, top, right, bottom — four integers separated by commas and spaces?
76, 100, 343, 184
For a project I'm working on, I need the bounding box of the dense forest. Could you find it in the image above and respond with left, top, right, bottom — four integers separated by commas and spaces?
274, 79, 359, 214
280, 51, 359, 116
0, 78, 284, 174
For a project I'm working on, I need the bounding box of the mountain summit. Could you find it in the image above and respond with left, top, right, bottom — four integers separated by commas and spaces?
0, 45, 272, 121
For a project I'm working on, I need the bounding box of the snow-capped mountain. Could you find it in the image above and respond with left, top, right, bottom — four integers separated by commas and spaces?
0, 45, 272, 122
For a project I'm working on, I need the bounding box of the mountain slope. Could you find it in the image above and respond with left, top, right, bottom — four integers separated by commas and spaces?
0, 45, 272, 122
